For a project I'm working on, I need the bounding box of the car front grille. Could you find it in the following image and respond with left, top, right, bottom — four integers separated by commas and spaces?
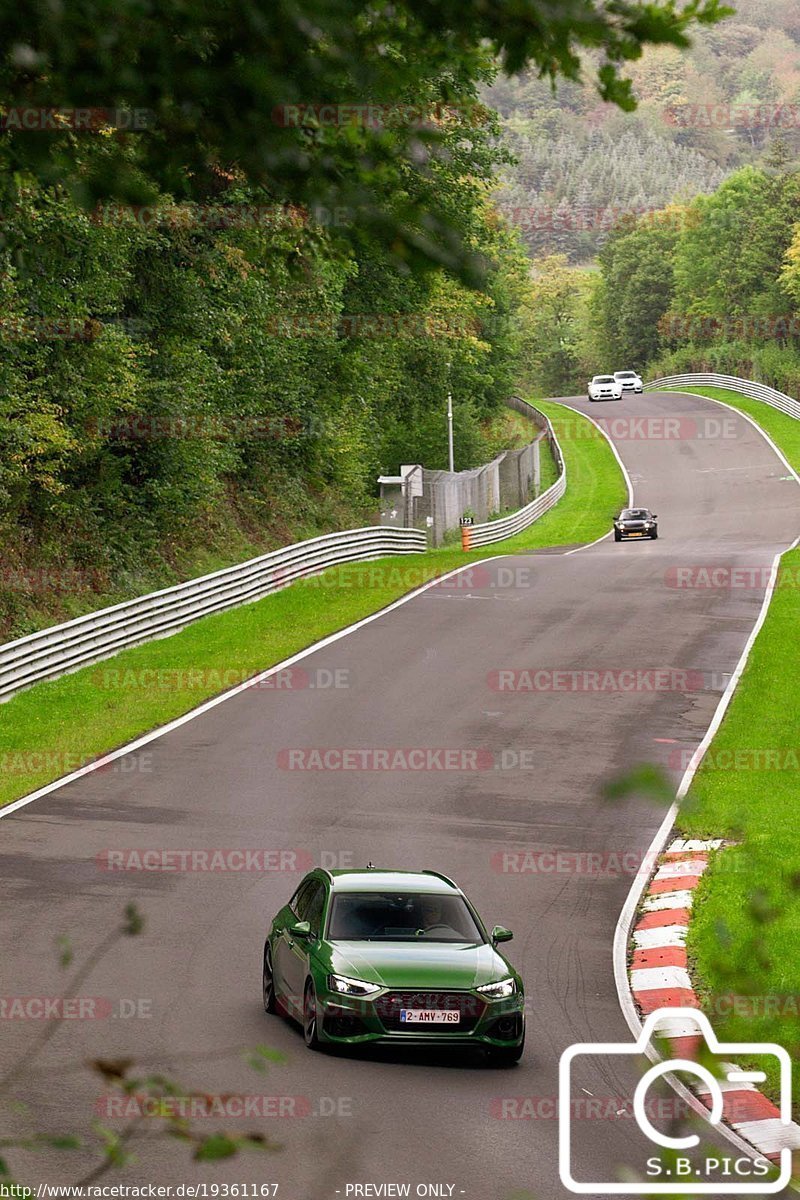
375, 990, 485, 1033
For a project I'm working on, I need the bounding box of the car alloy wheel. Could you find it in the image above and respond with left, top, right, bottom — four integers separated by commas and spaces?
263, 944, 276, 1014
304, 980, 320, 1050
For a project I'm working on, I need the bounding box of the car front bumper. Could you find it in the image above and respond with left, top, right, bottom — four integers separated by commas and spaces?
316, 989, 525, 1048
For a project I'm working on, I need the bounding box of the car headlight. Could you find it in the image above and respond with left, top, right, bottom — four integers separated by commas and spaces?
476, 977, 517, 999
328, 973, 382, 997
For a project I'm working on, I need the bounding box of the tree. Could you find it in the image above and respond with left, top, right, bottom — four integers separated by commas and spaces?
595, 212, 680, 364
672, 166, 800, 321
0, 0, 731, 275
518, 254, 589, 395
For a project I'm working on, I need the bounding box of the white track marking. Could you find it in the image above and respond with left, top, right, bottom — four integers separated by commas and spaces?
612, 387, 800, 1170
631, 966, 693, 991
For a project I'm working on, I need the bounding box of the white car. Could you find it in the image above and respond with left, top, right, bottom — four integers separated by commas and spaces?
588, 375, 622, 401
614, 370, 643, 393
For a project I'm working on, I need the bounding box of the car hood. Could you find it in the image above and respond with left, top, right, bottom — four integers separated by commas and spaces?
324, 941, 512, 989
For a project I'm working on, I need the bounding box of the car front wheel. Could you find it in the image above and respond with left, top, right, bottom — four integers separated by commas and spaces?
304, 980, 321, 1050
262, 944, 277, 1014
491, 1034, 525, 1066
614, 531, 622, 542
650, 529, 658, 539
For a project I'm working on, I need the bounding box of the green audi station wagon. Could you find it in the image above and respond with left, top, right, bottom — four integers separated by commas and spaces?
262, 867, 525, 1063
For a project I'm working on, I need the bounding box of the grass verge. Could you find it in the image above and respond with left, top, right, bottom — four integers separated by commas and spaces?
0, 398, 625, 810
659, 384, 800, 1107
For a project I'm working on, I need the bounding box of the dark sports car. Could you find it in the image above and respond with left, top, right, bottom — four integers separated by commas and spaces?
613, 507, 658, 541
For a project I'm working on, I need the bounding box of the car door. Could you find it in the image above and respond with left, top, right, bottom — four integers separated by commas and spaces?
273, 879, 314, 1012
281, 878, 326, 1005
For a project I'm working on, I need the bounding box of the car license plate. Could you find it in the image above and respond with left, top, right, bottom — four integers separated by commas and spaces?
628, 532, 643, 537
400, 1009, 460, 1024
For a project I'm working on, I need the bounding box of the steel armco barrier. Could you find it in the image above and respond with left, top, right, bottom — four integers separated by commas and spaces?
462, 399, 566, 548
646, 373, 800, 421
0, 527, 426, 702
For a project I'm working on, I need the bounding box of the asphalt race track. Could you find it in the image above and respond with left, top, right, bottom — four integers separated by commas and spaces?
1, 391, 798, 1198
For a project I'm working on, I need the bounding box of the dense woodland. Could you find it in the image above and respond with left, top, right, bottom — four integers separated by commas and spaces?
0, 174, 531, 637
0, 0, 786, 635
490, 0, 800, 262
523, 164, 800, 398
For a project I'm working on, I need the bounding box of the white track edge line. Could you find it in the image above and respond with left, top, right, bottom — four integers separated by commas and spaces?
613, 387, 800, 1171
0, 397, 611, 818
554, 401, 635, 556
0, 555, 514, 819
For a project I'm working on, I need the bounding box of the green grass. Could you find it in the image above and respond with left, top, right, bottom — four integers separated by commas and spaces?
660, 384, 800, 1107
0, 398, 626, 810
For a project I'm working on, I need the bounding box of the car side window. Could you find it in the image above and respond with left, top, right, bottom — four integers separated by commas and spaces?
304, 883, 326, 937
290, 880, 314, 918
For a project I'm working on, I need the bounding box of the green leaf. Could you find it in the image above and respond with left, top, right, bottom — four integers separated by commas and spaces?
194, 1134, 239, 1162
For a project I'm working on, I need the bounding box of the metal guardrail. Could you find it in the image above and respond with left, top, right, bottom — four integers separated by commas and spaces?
463, 400, 566, 548
0, 526, 426, 702
646, 373, 800, 421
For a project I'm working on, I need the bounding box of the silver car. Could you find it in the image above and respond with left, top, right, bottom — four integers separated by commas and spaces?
613, 370, 643, 393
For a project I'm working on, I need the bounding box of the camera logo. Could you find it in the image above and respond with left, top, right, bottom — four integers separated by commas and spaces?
559, 1007, 794, 1194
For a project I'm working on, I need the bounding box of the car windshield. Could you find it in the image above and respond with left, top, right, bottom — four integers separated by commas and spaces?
327, 891, 485, 943
620, 509, 650, 520
594, 376, 615, 383
616, 372, 636, 378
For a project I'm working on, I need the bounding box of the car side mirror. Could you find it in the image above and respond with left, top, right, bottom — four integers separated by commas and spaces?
287, 919, 312, 940
492, 925, 513, 945
652, 514, 658, 519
